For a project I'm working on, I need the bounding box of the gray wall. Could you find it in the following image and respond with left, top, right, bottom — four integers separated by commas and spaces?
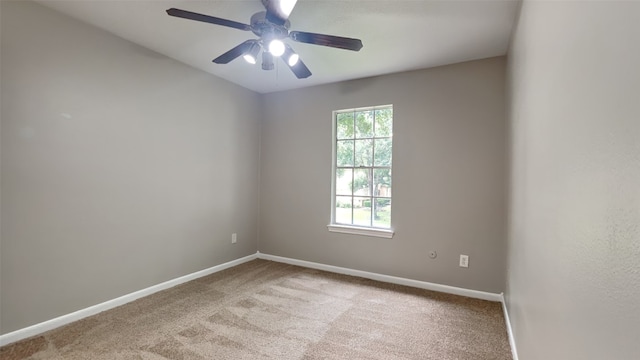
506, 1, 640, 359
1, 1, 261, 334
260, 57, 507, 293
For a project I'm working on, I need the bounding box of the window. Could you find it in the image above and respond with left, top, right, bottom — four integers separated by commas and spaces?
329, 105, 394, 238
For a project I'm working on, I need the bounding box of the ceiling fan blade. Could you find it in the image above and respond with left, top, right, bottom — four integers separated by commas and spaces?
263, 0, 298, 26
213, 40, 254, 64
289, 31, 363, 51
166, 8, 251, 31
284, 57, 312, 79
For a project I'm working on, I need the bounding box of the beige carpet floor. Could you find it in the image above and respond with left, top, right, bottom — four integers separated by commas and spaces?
1, 259, 512, 360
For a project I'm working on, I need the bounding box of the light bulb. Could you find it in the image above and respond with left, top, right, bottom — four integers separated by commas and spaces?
268, 40, 285, 57
243, 54, 257, 64
288, 53, 299, 66
242, 41, 260, 65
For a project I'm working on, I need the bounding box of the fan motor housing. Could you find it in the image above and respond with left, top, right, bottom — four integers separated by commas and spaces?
250, 11, 290, 40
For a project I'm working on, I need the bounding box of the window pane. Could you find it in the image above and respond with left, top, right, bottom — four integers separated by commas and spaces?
335, 196, 353, 224
374, 138, 392, 166
373, 199, 391, 228
335, 169, 353, 196
353, 197, 372, 227
336, 112, 354, 139
355, 110, 374, 138
375, 108, 393, 137
333, 105, 392, 231
373, 169, 391, 197
354, 139, 373, 166
353, 169, 371, 197
336, 140, 354, 166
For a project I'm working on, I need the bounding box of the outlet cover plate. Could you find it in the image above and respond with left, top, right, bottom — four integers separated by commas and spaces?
459, 254, 469, 268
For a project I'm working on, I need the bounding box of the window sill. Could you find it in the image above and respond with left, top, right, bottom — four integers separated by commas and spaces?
327, 224, 395, 239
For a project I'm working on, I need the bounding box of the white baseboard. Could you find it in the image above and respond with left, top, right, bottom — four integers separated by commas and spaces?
0, 253, 257, 347
501, 295, 519, 360
256, 252, 503, 302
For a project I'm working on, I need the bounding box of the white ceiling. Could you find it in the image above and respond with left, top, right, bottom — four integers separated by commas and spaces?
35, 0, 520, 94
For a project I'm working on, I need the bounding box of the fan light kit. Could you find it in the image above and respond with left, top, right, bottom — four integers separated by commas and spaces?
166, 0, 363, 79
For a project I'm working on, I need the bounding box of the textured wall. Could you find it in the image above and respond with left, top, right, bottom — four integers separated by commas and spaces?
1, 1, 261, 334
260, 58, 507, 293
506, 1, 640, 359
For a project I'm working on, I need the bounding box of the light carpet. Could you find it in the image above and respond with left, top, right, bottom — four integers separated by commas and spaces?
0, 259, 512, 359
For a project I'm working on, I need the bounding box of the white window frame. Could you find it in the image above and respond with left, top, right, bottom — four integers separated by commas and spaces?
328, 105, 395, 239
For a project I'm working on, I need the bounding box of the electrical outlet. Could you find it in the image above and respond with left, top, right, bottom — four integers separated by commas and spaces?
232, 233, 237, 244
459, 254, 469, 268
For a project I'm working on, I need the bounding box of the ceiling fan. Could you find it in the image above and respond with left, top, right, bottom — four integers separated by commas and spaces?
166, 0, 363, 79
